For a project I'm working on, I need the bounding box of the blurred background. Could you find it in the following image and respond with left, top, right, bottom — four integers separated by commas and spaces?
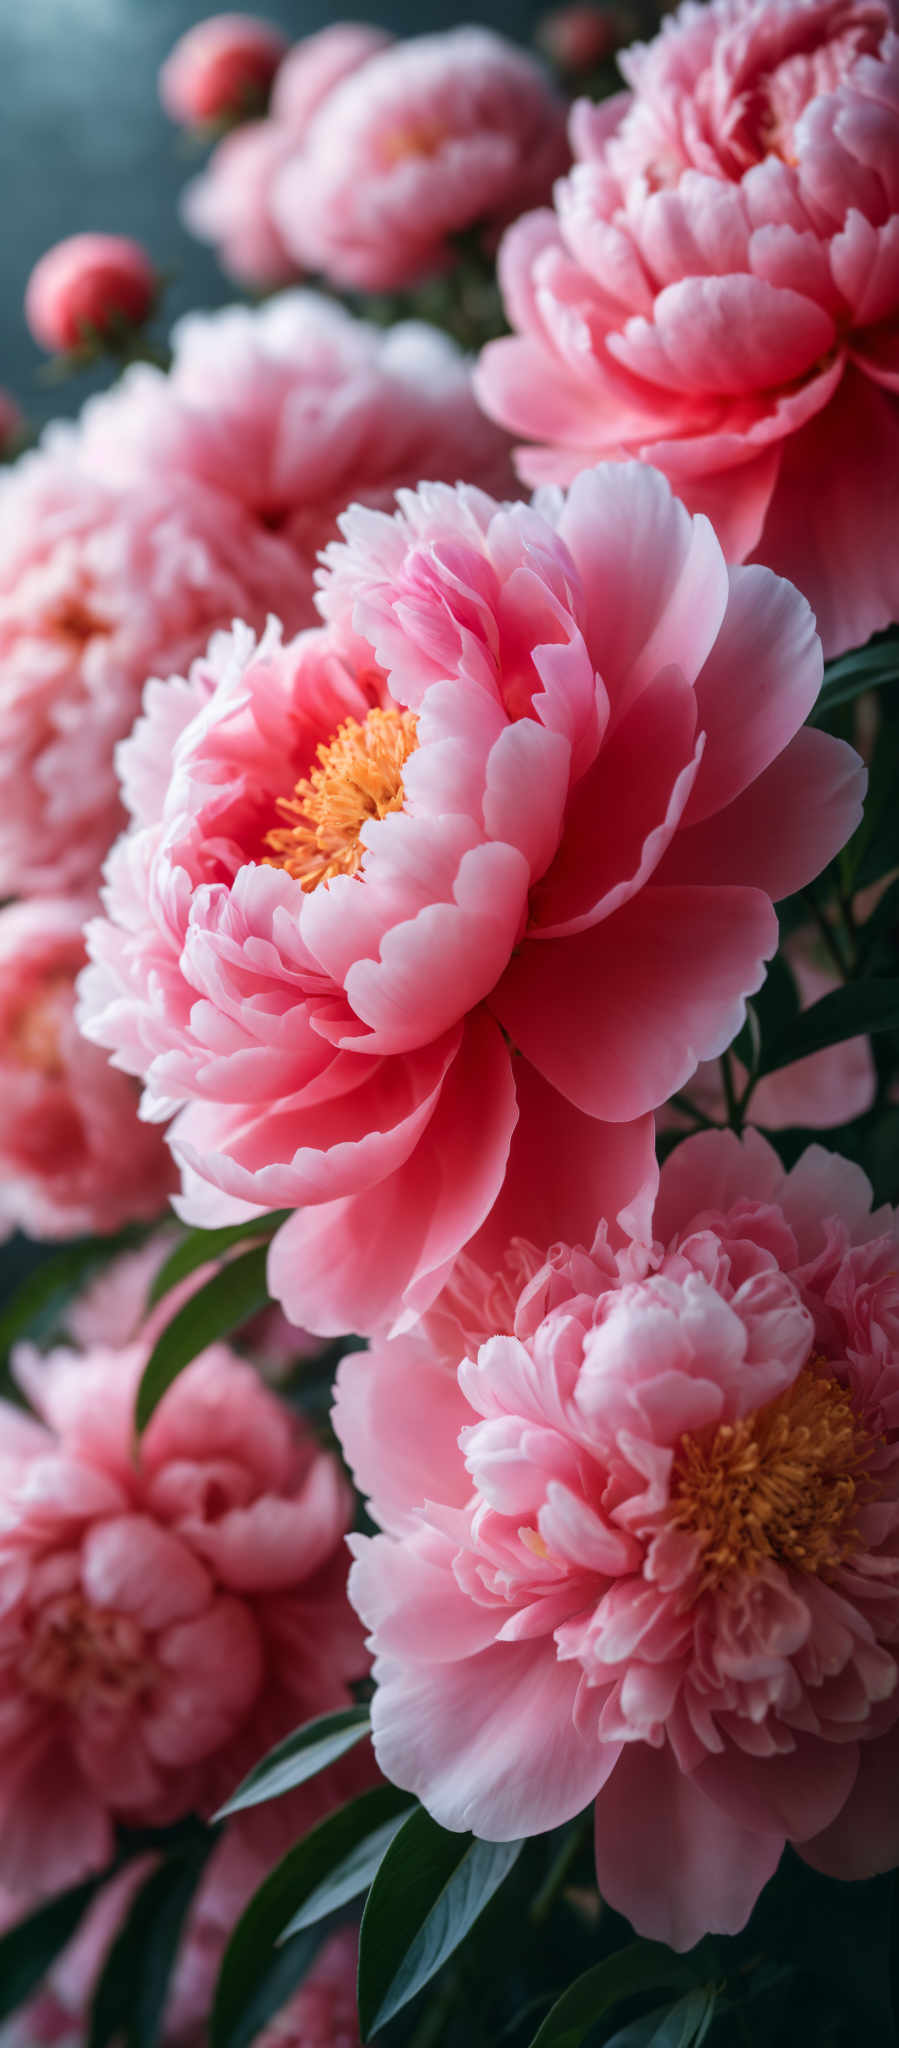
0, 0, 546, 428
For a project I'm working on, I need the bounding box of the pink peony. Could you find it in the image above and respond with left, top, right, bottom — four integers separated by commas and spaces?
271, 28, 570, 292
25, 236, 156, 355
0, 1318, 367, 1903
76, 293, 515, 615
476, 0, 899, 655
160, 13, 288, 126
180, 24, 389, 288
537, 3, 633, 73
337, 1128, 899, 1951
0, 898, 174, 1241
80, 463, 863, 1337
0, 444, 307, 896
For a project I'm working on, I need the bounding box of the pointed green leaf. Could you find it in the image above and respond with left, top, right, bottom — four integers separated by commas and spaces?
0, 1873, 107, 2023
357, 1807, 524, 2038
280, 1809, 411, 1938
216, 1706, 371, 1820
147, 1214, 290, 1307
136, 1242, 272, 1433
210, 1786, 412, 2048
758, 978, 899, 1075
526, 1943, 694, 2048
87, 1832, 215, 2048
813, 631, 899, 720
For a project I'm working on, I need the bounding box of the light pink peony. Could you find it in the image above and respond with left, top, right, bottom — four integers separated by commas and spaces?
160, 13, 288, 126
0, 898, 174, 1241
180, 24, 389, 288
80, 463, 863, 1337
476, 0, 899, 655
272, 27, 570, 292
0, 444, 307, 896
337, 1128, 899, 1950
76, 293, 515, 616
25, 235, 156, 356
0, 1323, 367, 1901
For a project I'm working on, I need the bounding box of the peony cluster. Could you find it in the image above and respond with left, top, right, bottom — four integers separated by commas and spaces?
338, 1129, 899, 1949
477, 0, 899, 655
80, 461, 863, 1333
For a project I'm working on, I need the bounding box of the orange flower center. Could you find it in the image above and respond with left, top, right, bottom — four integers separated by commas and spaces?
670, 1363, 873, 1591
381, 117, 449, 166
11, 974, 72, 1077
21, 1593, 156, 1710
264, 705, 418, 892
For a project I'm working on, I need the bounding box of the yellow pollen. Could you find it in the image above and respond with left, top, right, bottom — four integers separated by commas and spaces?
670, 1363, 874, 1592
264, 705, 419, 892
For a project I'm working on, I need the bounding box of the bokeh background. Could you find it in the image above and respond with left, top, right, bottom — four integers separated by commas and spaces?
1, 0, 545, 429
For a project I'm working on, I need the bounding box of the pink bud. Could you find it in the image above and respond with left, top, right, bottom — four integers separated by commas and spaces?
25, 234, 157, 355
537, 3, 622, 69
160, 12, 288, 125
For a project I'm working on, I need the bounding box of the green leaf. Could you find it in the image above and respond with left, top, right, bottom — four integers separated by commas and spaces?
645, 1988, 717, 2048
526, 1943, 694, 2048
135, 1242, 272, 1432
357, 1807, 524, 2038
210, 1786, 412, 2048
87, 1831, 215, 2048
758, 978, 899, 1075
147, 1213, 289, 1307
0, 1872, 107, 2022
215, 1706, 371, 1820
280, 1809, 411, 1938
841, 720, 899, 891
813, 631, 899, 720
0, 1232, 139, 1368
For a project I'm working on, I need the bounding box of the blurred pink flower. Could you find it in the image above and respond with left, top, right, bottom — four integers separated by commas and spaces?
0, 1319, 367, 1903
537, 3, 632, 72
160, 13, 288, 126
0, 898, 174, 1241
0, 445, 306, 896
272, 27, 570, 292
338, 1128, 899, 1950
80, 463, 862, 1337
25, 236, 156, 355
477, 0, 899, 655
77, 293, 515, 615
69, 1239, 326, 1380
180, 23, 389, 287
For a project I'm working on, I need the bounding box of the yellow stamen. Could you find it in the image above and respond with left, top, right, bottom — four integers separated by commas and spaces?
264, 705, 418, 892
670, 1363, 873, 1591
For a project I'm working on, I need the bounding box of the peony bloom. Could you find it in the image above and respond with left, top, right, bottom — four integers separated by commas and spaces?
160, 13, 288, 126
337, 1128, 899, 1951
179, 23, 389, 288
76, 293, 515, 615
25, 235, 156, 355
80, 463, 863, 1337
0, 898, 174, 1241
476, 0, 899, 655
0, 1319, 367, 1902
0, 444, 307, 896
272, 27, 570, 292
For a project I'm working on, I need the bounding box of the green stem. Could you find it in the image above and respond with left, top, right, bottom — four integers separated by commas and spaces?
668, 1092, 720, 1131
719, 1048, 742, 1133
802, 888, 850, 981
530, 1813, 592, 1928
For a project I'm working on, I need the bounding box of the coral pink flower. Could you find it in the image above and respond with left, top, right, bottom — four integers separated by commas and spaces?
272, 27, 570, 292
160, 13, 288, 126
180, 24, 389, 287
77, 293, 515, 616
80, 463, 863, 1338
477, 0, 899, 655
0, 445, 307, 896
0, 1318, 367, 1903
337, 1129, 899, 1951
0, 899, 174, 1241
25, 236, 156, 355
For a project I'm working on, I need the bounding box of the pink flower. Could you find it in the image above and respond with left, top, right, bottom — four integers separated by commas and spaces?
25, 236, 156, 355
476, 0, 899, 656
160, 13, 288, 126
180, 24, 389, 287
337, 1128, 899, 1951
69, 1238, 326, 1379
537, 4, 632, 73
0, 1316, 367, 1902
80, 463, 863, 1338
76, 293, 515, 614
272, 28, 570, 292
0, 445, 307, 895
0, 899, 174, 1241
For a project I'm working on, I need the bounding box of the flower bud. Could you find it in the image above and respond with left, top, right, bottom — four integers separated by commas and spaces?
25, 234, 156, 356
160, 11, 288, 125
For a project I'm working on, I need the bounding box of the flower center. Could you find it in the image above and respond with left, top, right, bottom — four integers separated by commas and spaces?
264, 705, 418, 892
20, 1593, 156, 1711
669, 1363, 873, 1591
381, 117, 449, 166
11, 974, 72, 1077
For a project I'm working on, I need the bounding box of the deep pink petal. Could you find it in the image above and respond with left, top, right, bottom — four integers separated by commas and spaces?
657, 728, 866, 898
683, 565, 822, 827
799, 1723, 899, 1879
